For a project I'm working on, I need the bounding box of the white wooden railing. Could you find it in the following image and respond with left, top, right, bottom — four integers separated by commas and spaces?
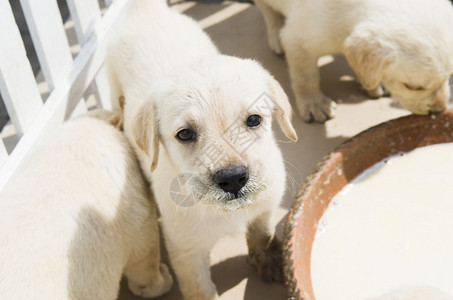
0, 0, 128, 190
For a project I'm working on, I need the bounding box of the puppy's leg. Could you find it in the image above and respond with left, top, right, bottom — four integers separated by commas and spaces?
287, 50, 335, 123
246, 211, 283, 282
125, 256, 173, 298
254, 0, 285, 55
281, 29, 335, 123
124, 217, 173, 298
166, 240, 218, 300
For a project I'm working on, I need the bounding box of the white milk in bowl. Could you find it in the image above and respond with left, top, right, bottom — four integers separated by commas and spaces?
311, 143, 453, 300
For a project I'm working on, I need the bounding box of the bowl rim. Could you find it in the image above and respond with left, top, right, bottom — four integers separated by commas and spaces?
282, 110, 453, 300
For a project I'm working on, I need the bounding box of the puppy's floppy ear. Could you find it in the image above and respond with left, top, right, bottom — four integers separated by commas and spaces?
132, 101, 160, 172
267, 75, 298, 142
344, 32, 394, 90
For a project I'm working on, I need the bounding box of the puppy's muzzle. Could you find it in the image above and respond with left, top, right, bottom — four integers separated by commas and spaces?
429, 108, 446, 116
213, 165, 249, 197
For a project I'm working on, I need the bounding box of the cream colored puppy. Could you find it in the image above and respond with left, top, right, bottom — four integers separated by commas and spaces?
254, 0, 453, 122
0, 111, 173, 300
106, 1, 297, 299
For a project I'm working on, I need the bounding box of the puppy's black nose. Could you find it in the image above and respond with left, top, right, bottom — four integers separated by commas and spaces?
213, 165, 249, 196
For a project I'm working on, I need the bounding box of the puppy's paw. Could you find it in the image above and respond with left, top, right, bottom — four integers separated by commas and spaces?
297, 95, 336, 123
267, 32, 284, 55
128, 263, 174, 298
155, 263, 174, 295
248, 237, 284, 282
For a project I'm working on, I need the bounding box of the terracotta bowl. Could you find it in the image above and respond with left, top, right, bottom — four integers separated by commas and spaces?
283, 110, 453, 300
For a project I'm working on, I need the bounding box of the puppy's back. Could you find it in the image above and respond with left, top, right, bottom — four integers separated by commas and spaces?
0, 114, 153, 299
106, 0, 218, 112
286, 0, 453, 53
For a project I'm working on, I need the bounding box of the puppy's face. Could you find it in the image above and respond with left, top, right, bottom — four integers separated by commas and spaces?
382, 57, 451, 115
345, 25, 453, 115
133, 56, 297, 211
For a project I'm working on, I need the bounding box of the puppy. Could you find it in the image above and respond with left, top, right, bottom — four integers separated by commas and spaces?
254, 0, 453, 122
106, 1, 298, 299
0, 110, 173, 299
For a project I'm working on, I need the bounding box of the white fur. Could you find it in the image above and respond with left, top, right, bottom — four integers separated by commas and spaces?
372, 286, 453, 300
0, 111, 172, 300
106, 1, 297, 299
255, 0, 453, 122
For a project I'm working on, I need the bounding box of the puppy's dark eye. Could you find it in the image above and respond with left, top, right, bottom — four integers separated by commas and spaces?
404, 83, 424, 91
176, 129, 196, 142
246, 115, 262, 128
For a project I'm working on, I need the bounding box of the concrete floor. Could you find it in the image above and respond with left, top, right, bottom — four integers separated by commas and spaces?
117, 1, 453, 299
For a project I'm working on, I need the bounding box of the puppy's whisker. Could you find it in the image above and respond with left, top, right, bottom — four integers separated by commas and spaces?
275, 139, 297, 144
193, 176, 267, 212
283, 159, 304, 199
